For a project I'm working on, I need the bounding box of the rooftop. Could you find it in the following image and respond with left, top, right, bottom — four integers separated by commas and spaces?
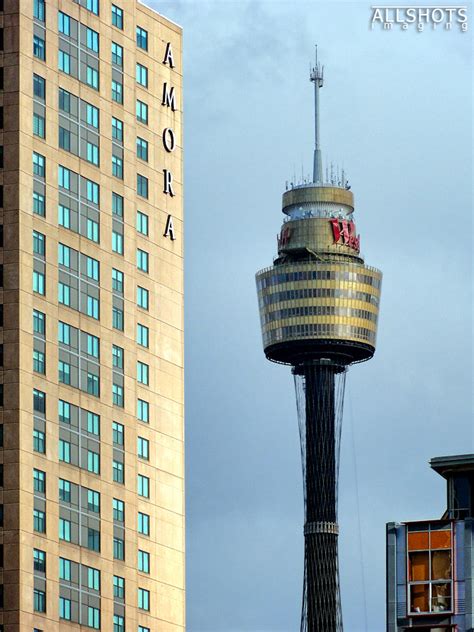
430, 453, 474, 478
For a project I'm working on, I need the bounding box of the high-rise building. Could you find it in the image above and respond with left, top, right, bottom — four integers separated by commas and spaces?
255, 48, 382, 631
387, 454, 474, 632
0, 1, 184, 631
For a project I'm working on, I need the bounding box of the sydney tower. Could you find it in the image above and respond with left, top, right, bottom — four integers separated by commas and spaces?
255, 49, 382, 631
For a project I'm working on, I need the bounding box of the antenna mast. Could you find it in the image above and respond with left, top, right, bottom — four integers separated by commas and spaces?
310, 45, 324, 184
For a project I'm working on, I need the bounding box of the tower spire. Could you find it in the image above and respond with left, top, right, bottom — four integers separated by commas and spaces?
310, 45, 324, 184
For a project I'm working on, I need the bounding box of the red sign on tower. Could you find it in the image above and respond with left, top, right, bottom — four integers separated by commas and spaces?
330, 219, 360, 252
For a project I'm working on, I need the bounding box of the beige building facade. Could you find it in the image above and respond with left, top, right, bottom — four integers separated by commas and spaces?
0, 1, 184, 631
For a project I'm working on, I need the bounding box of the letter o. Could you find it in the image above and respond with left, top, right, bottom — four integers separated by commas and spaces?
163, 128, 175, 153
431, 8, 444, 22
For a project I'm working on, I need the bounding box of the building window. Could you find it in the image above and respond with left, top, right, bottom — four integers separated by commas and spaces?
33, 469, 46, 493
59, 127, 71, 151
136, 210, 149, 235
112, 155, 123, 179
112, 117, 123, 141
33, 113, 45, 138
136, 63, 148, 88
113, 575, 125, 599
33, 191, 46, 216
87, 606, 100, 630
138, 627, 150, 632
33, 231, 45, 255
34, 509, 46, 533
112, 421, 124, 446
137, 474, 149, 499
137, 361, 149, 385
407, 522, 453, 615
34, 0, 45, 21
137, 174, 148, 199
113, 460, 124, 484
112, 345, 124, 369
34, 74, 46, 99
34, 548, 46, 573
34, 588, 46, 613
33, 351, 45, 374
136, 137, 148, 162
33, 270, 45, 295
137, 437, 149, 460
33, 152, 45, 177
137, 286, 149, 310
138, 549, 150, 574
112, 306, 124, 331
33, 429, 46, 453
136, 249, 149, 273
87, 450, 100, 474
113, 498, 124, 523
138, 587, 150, 611
87, 568, 100, 591
59, 478, 71, 503
112, 383, 124, 408
136, 324, 149, 348
113, 537, 124, 560
87, 142, 100, 166
112, 42, 123, 67
112, 192, 124, 218
33, 388, 46, 413
138, 511, 150, 536
87, 104, 99, 128
112, 79, 123, 104
33, 35, 46, 61
58, 11, 70, 35
136, 26, 148, 51
137, 399, 149, 423
86, 28, 99, 53
59, 596, 71, 620
88, 528, 100, 551
86, 66, 99, 90
112, 230, 123, 255
113, 614, 125, 632
59, 557, 71, 581
58, 50, 71, 74
136, 99, 148, 124
112, 269, 123, 293
112, 5, 123, 29
59, 439, 71, 463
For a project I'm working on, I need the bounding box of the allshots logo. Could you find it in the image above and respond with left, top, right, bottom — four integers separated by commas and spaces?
370, 6, 468, 31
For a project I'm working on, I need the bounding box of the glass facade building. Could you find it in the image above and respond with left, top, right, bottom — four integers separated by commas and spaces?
387, 455, 474, 631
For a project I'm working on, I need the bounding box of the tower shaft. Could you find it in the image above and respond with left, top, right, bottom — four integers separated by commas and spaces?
296, 363, 344, 632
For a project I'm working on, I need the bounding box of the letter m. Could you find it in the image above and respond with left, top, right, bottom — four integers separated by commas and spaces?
162, 83, 176, 111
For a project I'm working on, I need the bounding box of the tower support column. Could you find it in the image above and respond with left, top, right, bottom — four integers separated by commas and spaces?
294, 361, 346, 632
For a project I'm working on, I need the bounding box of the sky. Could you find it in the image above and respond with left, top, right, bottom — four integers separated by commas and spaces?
148, 2, 472, 630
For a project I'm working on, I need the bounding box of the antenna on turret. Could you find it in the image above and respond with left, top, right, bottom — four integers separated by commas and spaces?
310, 45, 324, 184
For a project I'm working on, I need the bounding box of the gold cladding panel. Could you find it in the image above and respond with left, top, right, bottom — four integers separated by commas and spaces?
256, 261, 382, 349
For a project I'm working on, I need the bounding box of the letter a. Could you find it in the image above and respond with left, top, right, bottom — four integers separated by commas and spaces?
163, 42, 175, 68
164, 215, 176, 240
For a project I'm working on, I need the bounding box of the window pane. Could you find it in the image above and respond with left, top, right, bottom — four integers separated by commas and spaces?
431, 549, 451, 580
407, 531, 429, 551
408, 551, 429, 582
410, 583, 429, 613
431, 582, 451, 612
431, 529, 451, 549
